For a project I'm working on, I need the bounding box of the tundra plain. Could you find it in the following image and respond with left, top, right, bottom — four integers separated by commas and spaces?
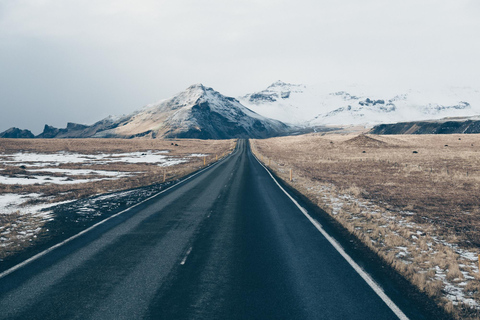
252, 134, 480, 319
0, 138, 234, 260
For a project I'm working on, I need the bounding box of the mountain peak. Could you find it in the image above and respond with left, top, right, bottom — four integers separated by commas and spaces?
268, 80, 291, 88
182, 83, 217, 102
187, 83, 205, 89
93, 84, 289, 139
186, 83, 210, 93
239, 81, 306, 111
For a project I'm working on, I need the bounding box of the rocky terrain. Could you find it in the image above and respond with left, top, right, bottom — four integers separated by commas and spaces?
0, 128, 34, 139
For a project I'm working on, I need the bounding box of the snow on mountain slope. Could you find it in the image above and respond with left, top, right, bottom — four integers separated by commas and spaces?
239, 82, 480, 127
95, 84, 288, 139
240, 81, 319, 125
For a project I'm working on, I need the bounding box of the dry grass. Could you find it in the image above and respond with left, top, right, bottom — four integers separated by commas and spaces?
0, 138, 235, 202
0, 138, 234, 156
252, 133, 480, 319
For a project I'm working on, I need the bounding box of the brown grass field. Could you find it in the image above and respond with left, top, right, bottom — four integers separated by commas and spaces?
252, 133, 480, 319
0, 138, 234, 201
0, 138, 235, 259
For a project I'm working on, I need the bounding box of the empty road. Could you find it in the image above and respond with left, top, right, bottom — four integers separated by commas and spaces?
0, 139, 413, 319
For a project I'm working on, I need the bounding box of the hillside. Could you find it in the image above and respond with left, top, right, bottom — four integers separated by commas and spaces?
0, 127, 34, 138
370, 117, 480, 134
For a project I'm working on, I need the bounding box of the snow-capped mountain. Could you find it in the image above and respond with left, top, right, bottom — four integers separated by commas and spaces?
4, 81, 478, 139
239, 81, 480, 127
95, 84, 287, 139
240, 81, 319, 125
242, 80, 306, 103
18, 84, 288, 140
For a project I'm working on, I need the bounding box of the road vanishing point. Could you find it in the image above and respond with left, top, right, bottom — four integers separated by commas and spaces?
0, 140, 428, 319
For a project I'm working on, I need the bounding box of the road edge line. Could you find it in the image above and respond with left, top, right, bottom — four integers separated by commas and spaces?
0, 148, 236, 280
252, 152, 409, 320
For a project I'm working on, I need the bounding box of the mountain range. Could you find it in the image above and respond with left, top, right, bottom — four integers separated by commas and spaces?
2, 84, 289, 139
369, 116, 480, 135
239, 81, 480, 127
2, 81, 479, 139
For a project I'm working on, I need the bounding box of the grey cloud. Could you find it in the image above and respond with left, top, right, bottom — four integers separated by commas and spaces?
0, 0, 479, 133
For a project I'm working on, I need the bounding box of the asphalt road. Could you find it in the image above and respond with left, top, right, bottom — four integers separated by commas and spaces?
0, 139, 409, 319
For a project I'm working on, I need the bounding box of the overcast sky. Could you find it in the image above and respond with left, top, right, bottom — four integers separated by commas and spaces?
1, 0, 479, 134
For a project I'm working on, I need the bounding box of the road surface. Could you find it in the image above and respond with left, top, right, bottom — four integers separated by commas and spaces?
0, 139, 413, 319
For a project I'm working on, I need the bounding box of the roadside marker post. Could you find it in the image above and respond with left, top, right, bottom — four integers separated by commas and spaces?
163, 170, 166, 183
204, 156, 206, 166
290, 169, 292, 181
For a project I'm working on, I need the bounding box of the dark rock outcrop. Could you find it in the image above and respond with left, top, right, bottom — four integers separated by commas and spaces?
370, 118, 480, 135
0, 127, 35, 138
34, 117, 126, 139
36, 125, 60, 138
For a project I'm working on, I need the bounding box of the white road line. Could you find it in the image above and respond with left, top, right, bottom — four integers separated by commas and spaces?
253, 152, 409, 320
180, 247, 193, 265
0, 151, 234, 280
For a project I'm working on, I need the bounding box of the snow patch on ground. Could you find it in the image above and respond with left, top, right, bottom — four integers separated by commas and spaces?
0, 193, 75, 254
0, 150, 194, 184
312, 182, 480, 308
0, 150, 176, 167
0, 175, 107, 185
0, 193, 40, 214
0, 193, 72, 215
27, 168, 134, 176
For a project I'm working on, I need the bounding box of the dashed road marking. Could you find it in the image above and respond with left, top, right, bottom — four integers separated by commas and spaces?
180, 247, 193, 265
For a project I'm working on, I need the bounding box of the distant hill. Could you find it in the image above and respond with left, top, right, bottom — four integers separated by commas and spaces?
35, 118, 123, 139
369, 117, 480, 134
0, 127, 34, 138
